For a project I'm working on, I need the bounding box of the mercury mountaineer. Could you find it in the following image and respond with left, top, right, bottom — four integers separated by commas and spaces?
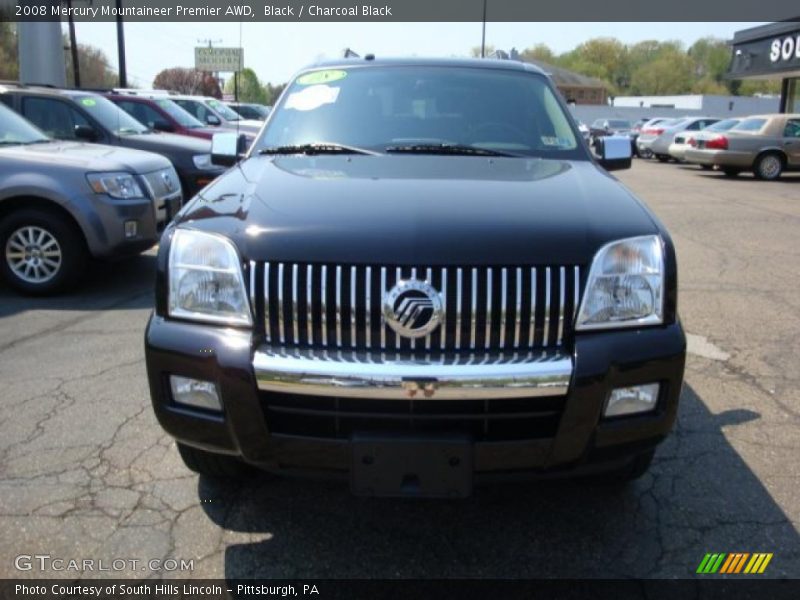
144, 57, 686, 498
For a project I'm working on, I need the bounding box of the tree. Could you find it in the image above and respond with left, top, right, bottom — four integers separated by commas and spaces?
629, 50, 695, 95
224, 68, 267, 104
559, 38, 629, 93
263, 82, 287, 105
153, 68, 221, 97
519, 43, 556, 64
469, 44, 495, 58
64, 39, 117, 88
0, 22, 18, 81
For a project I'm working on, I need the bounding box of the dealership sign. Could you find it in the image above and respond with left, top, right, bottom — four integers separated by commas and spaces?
770, 35, 800, 63
194, 47, 243, 72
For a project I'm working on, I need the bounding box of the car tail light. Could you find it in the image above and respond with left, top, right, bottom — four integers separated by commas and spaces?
651, 128, 665, 136
705, 135, 728, 150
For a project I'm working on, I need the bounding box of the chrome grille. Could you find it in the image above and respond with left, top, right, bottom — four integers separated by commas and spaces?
253, 262, 582, 352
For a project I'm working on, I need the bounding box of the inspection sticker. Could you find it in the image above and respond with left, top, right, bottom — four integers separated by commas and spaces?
296, 70, 348, 85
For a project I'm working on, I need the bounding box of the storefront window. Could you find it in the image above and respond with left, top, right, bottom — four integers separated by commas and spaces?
787, 78, 799, 114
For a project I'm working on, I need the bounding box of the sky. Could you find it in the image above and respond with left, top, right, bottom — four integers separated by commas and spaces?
69, 21, 767, 88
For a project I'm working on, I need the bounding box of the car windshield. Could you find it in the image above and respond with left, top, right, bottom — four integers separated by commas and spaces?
0, 103, 50, 145
72, 94, 148, 135
732, 118, 767, 132
706, 119, 740, 132
607, 120, 631, 128
155, 98, 205, 128
257, 65, 581, 158
206, 99, 241, 121
230, 104, 264, 120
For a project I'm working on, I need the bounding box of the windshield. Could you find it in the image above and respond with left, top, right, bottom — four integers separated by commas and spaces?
0, 103, 50, 145
206, 99, 241, 121
155, 98, 205, 128
257, 66, 580, 158
73, 94, 148, 135
732, 118, 767, 132
607, 120, 631, 129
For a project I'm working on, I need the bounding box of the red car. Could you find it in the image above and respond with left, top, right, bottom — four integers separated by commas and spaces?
107, 94, 220, 141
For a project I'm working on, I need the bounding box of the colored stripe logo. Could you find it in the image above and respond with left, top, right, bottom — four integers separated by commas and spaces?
696, 553, 773, 574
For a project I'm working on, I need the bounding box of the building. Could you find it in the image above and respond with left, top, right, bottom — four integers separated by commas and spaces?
500, 49, 608, 105
612, 94, 780, 115
728, 20, 800, 113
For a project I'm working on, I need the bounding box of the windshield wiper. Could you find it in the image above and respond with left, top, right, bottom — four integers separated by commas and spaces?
259, 142, 375, 156
385, 143, 517, 157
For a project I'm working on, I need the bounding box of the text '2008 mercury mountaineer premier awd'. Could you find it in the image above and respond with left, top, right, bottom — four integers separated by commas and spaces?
145, 57, 686, 498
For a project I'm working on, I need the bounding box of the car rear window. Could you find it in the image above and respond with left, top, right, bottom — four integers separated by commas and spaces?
733, 118, 767, 132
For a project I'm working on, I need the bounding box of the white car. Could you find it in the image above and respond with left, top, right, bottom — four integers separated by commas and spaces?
668, 119, 742, 162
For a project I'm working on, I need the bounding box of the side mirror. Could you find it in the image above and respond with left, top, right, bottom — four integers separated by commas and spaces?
206, 114, 221, 126
596, 135, 632, 171
74, 125, 99, 142
152, 122, 174, 133
211, 132, 248, 167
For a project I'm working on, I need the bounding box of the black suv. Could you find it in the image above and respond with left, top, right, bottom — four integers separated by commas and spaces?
145, 58, 686, 497
0, 85, 225, 197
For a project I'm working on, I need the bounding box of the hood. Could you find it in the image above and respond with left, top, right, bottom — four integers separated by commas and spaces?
175, 155, 658, 266
222, 120, 263, 135
0, 140, 171, 173
121, 131, 211, 154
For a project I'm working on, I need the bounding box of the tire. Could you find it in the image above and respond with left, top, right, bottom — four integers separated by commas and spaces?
722, 168, 741, 177
177, 443, 252, 479
753, 152, 784, 181
594, 449, 656, 485
640, 148, 653, 159
656, 154, 670, 163
0, 208, 87, 295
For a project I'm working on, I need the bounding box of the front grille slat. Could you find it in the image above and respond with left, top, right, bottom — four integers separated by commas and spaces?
255, 261, 581, 353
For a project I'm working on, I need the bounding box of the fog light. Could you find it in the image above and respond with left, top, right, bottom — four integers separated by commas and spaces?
605, 383, 659, 418
169, 375, 221, 411
124, 220, 138, 238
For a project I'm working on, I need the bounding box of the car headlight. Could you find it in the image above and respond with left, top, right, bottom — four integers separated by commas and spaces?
168, 229, 252, 326
86, 172, 144, 199
192, 154, 214, 170
576, 235, 664, 330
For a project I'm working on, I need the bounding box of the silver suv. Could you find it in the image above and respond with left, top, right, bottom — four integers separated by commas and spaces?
0, 104, 182, 294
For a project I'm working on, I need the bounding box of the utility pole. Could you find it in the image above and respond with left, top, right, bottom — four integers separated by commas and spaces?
480, 0, 487, 58
116, 0, 127, 87
66, 0, 80, 87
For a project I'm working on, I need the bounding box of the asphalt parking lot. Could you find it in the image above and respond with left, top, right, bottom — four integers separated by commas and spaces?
1, 160, 798, 580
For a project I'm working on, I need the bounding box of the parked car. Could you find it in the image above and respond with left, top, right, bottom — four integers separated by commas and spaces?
683, 114, 800, 180
0, 85, 224, 197
577, 121, 590, 142
644, 117, 720, 162
108, 94, 219, 140
171, 95, 263, 135
589, 118, 632, 138
0, 103, 181, 294
227, 102, 271, 120
145, 57, 685, 497
631, 117, 669, 157
670, 118, 742, 164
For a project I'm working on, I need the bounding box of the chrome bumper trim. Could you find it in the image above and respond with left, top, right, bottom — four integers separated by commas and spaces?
253, 347, 572, 400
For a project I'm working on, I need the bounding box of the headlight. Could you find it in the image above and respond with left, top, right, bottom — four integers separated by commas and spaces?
576, 235, 664, 330
192, 154, 214, 170
168, 229, 252, 326
86, 172, 144, 199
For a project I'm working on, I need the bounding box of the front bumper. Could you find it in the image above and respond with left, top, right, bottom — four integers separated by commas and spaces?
84, 191, 181, 259
145, 316, 686, 479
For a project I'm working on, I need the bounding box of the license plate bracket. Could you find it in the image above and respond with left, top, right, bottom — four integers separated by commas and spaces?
350, 434, 473, 498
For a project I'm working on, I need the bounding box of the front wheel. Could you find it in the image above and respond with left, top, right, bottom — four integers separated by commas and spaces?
0, 209, 87, 295
753, 153, 783, 181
